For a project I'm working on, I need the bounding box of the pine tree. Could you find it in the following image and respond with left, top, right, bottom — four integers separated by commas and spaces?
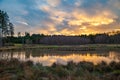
0, 10, 14, 46
9, 22, 14, 37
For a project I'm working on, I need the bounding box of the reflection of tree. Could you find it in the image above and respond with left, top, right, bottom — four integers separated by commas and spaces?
27, 50, 110, 57
0, 50, 120, 66
25, 49, 31, 59
0, 52, 10, 59
10, 51, 13, 59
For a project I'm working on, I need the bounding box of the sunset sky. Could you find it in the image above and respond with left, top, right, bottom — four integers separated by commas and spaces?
0, 0, 120, 35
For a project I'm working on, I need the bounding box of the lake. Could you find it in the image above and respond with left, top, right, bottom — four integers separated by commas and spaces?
0, 49, 120, 66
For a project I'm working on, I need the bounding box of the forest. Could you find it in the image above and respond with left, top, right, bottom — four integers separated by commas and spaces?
6, 31, 120, 45
1, 10, 120, 46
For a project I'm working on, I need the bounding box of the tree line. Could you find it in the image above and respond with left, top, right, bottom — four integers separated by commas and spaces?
7, 31, 120, 45
0, 10, 14, 46
39, 32, 120, 45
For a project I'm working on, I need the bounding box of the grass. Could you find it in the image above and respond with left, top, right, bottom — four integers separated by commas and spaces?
0, 59, 120, 80
0, 44, 120, 51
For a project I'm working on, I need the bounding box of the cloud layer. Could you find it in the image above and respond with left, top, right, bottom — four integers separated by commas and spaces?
0, 0, 120, 35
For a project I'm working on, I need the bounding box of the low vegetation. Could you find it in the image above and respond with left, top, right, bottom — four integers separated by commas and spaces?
0, 44, 120, 51
0, 59, 120, 80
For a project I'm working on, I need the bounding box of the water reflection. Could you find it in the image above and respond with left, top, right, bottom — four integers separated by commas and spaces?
0, 50, 120, 66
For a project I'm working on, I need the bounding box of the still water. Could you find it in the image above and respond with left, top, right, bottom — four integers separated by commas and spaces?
0, 49, 120, 66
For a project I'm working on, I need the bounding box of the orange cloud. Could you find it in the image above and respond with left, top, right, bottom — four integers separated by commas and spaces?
34, 1, 119, 35
69, 10, 116, 26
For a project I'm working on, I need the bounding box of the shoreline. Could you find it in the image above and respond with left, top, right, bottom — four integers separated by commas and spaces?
0, 44, 120, 51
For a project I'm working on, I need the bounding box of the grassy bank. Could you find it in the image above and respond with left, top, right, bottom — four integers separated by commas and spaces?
0, 59, 120, 80
0, 44, 120, 51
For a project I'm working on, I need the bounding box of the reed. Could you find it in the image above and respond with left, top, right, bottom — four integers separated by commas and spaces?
0, 59, 120, 80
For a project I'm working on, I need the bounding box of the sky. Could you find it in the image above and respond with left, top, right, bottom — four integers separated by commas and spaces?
0, 0, 120, 35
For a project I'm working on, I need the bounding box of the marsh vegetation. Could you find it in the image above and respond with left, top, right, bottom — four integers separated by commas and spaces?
0, 50, 120, 80
0, 59, 120, 80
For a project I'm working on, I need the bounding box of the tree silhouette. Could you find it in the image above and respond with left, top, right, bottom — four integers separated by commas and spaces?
9, 22, 14, 37
0, 10, 14, 46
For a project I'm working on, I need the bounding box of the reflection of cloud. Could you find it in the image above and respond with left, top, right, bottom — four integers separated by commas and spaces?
20, 53, 120, 66
0, 0, 120, 35
0, 51, 119, 66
